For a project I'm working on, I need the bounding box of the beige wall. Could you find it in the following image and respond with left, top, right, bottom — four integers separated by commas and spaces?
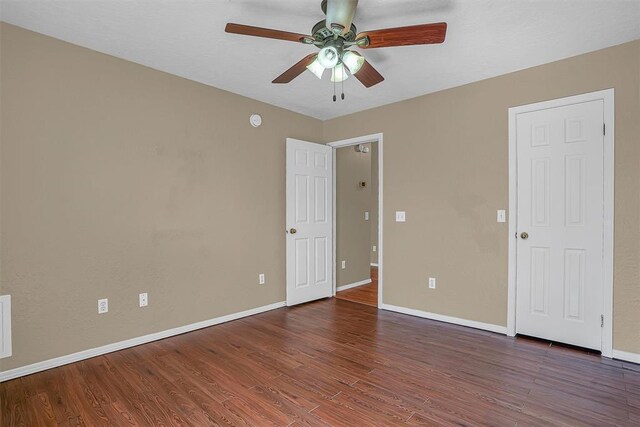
336, 144, 372, 287
1, 22, 639, 374
0, 24, 3, 373
0, 24, 323, 370
324, 40, 640, 353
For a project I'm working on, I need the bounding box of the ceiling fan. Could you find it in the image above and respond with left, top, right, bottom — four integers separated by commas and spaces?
225, 0, 447, 99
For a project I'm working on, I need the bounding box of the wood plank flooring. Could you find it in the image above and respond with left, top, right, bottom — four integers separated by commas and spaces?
2, 297, 640, 426
335, 267, 378, 307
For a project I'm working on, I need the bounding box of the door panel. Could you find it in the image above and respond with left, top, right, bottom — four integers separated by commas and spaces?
516, 100, 604, 350
286, 139, 333, 306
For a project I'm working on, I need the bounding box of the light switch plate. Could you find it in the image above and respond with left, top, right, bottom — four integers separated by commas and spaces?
341, 260, 346, 269
428, 278, 436, 289
395, 211, 406, 222
364, 211, 369, 221
497, 210, 506, 223
372, 245, 377, 252
258, 273, 265, 285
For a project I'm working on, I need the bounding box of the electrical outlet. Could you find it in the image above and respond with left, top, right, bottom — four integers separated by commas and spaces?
429, 277, 436, 289
341, 260, 346, 269
259, 273, 265, 285
139, 293, 148, 307
98, 298, 108, 314
372, 245, 377, 252
364, 211, 369, 221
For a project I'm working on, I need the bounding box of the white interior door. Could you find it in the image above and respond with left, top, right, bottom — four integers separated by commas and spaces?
286, 138, 333, 306
516, 99, 604, 350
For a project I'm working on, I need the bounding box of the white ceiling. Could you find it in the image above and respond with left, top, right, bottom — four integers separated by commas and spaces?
2, 1, 639, 120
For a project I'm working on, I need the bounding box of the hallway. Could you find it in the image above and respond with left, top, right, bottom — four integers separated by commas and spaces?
335, 266, 378, 307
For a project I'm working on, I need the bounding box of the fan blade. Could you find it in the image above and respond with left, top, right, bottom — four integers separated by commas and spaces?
225, 23, 310, 43
354, 60, 384, 88
357, 22, 447, 48
273, 54, 318, 84
326, 0, 358, 35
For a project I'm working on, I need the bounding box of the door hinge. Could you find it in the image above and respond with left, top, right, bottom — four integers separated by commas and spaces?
601, 314, 604, 328
603, 123, 606, 136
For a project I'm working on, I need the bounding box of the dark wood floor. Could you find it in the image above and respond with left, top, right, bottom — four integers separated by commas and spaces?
2, 298, 639, 426
335, 267, 378, 307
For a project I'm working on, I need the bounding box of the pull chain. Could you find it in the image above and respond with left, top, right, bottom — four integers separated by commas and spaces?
341, 75, 345, 100
333, 77, 337, 102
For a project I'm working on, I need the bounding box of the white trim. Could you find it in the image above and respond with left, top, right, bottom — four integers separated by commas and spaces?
612, 350, 640, 365
331, 147, 337, 296
601, 91, 615, 358
337, 278, 372, 292
328, 133, 384, 308
0, 295, 12, 359
507, 89, 614, 357
326, 133, 382, 149
0, 301, 285, 382
381, 303, 507, 335
370, 263, 379, 267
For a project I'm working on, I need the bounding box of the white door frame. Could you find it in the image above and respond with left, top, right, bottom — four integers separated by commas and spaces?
327, 133, 384, 308
507, 89, 614, 357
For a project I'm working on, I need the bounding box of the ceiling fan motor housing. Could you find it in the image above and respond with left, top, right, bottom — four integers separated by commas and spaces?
311, 20, 357, 44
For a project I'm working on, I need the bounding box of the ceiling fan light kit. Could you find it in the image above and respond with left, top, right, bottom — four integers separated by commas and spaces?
330, 63, 349, 83
306, 58, 326, 79
225, 0, 447, 100
342, 50, 364, 75
318, 45, 339, 68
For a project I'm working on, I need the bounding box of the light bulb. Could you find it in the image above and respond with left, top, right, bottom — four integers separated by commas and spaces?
318, 46, 339, 69
331, 63, 349, 83
342, 50, 365, 74
306, 57, 325, 79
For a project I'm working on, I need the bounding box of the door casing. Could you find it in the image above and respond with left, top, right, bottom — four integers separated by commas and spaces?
327, 133, 384, 308
507, 89, 614, 357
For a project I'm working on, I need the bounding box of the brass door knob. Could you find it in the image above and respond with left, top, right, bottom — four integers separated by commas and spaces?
290, 228, 297, 234
520, 232, 529, 240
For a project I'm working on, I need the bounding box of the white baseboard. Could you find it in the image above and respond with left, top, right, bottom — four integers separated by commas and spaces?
381, 303, 508, 335
612, 349, 640, 364
337, 279, 372, 292
370, 263, 379, 267
0, 301, 286, 382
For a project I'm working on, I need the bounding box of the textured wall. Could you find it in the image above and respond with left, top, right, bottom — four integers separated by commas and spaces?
324, 40, 640, 353
2, 22, 639, 375
0, 24, 323, 370
336, 144, 372, 287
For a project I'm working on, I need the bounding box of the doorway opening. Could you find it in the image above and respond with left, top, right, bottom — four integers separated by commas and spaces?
328, 134, 383, 308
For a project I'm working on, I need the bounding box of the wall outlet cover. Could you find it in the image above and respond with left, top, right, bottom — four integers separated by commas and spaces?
139, 293, 148, 307
98, 298, 108, 314
259, 273, 265, 285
